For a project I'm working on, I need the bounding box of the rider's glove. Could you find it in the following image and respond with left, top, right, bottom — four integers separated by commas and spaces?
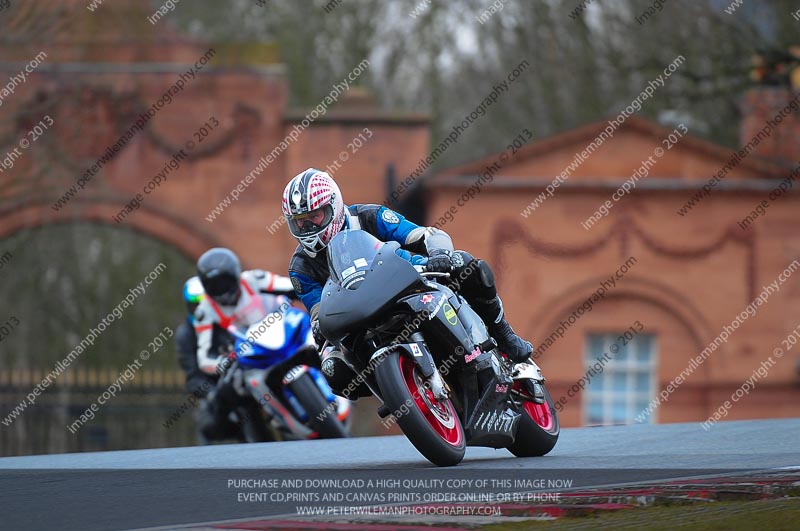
311, 318, 325, 346
426, 248, 454, 273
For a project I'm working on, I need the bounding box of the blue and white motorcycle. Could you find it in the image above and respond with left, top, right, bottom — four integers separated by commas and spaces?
226, 305, 351, 440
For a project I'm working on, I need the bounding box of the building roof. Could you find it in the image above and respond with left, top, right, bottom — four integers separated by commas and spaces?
435, 116, 787, 185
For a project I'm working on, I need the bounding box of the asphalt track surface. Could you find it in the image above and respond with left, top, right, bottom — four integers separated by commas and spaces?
2, 418, 798, 531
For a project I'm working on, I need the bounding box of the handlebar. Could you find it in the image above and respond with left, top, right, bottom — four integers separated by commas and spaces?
413, 265, 451, 279
420, 271, 451, 278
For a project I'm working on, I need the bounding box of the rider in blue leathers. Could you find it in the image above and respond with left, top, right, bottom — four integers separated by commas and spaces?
282, 168, 533, 396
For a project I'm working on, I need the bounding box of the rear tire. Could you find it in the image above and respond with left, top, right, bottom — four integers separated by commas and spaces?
376, 351, 465, 467
288, 372, 350, 439
507, 381, 559, 457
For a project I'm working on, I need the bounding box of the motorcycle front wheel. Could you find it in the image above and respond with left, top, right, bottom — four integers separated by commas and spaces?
376, 351, 465, 467
288, 372, 350, 439
235, 400, 276, 443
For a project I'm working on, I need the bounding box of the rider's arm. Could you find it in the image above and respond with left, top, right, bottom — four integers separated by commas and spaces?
244, 269, 297, 298
288, 270, 323, 317
373, 206, 454, 259
175, 320, 215, 396
193, 304, 223, 374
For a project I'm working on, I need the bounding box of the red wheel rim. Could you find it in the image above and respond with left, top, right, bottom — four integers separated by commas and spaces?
514, 381, 554, 432
399, 355, 463, 447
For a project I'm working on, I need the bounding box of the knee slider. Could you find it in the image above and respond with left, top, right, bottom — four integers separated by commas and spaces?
321, 354, 358, 395
476, 259, 495, 290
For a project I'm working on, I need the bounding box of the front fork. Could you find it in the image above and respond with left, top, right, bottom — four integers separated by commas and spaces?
368, 333, 448, 401
409, 332, 448, 400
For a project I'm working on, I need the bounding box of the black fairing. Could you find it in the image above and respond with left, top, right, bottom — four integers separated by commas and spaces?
318, 241, 424, 342
400, 289, 470, 356
400, 286, 494, 368
317, 230, 525, 449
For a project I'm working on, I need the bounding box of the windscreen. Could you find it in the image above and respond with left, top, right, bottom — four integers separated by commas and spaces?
326, 230, 384, 289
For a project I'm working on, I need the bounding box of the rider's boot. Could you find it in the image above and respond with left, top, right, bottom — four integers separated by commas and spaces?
472, 296, 533, 363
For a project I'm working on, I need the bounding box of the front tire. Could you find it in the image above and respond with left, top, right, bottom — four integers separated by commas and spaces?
376, 351, 465, 467
507, 380, 560, 457
288, 373, 350, 439
235, 401, 276, 443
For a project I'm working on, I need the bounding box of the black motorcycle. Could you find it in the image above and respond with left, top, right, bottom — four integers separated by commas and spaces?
318, 229, 559, 466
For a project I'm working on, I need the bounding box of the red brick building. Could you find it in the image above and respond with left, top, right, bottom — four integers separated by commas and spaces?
0, 1, 429, 278
2, 1, 797, 431
429, 104, 800, 427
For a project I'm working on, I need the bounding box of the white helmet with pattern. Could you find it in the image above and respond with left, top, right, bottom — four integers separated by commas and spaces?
282, 168, 346, 256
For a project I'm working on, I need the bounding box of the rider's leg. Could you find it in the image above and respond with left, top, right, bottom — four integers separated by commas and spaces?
450, 251, 533, 363
195, 396, 239, 441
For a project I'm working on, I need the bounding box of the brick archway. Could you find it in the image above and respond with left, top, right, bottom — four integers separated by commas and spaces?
530, 275, 717, 425
0, 199, 223, 261
530, 274, 712, 354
